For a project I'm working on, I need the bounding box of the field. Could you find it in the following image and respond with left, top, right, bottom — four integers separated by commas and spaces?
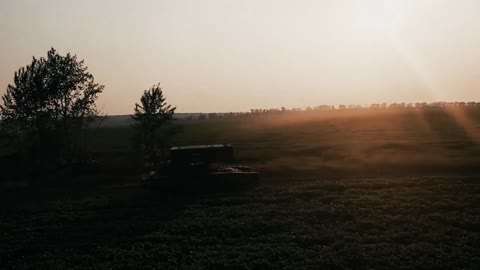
1, 108, 480, 269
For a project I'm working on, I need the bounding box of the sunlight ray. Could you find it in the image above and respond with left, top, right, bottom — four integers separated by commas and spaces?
387, 34, 480, 143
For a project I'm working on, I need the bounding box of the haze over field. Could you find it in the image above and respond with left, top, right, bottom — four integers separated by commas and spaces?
1, 0, 480, 114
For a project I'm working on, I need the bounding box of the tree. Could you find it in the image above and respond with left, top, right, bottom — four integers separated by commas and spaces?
132, 83, 176, 166
0, 48, 104, 162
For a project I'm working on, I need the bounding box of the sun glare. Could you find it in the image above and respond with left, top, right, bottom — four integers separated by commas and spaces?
353, 0, 407, 36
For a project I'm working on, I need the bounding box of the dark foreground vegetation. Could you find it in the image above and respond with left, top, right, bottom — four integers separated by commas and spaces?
2, 175, 478, 269
1, 108, 480, 269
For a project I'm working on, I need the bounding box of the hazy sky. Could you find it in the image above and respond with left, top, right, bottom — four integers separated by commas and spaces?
1, 0, 479, 114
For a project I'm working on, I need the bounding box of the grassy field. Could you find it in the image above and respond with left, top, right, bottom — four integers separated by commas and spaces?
1, 108, 480, 269
90, 107, 480, 176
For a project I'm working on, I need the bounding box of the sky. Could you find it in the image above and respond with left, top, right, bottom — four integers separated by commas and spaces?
1, 0, 479, 114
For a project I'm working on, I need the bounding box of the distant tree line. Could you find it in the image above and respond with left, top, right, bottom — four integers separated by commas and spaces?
185, 101, 480, 121
171, 101, 480, 122
179, 112, 249, 121
248, 101, 480, 115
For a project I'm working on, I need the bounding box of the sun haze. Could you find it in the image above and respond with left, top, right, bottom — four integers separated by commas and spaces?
1, 0, 479, 114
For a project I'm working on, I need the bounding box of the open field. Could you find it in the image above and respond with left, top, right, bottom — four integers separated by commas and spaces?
88, 108, 480, 176
1, 108, 480, 269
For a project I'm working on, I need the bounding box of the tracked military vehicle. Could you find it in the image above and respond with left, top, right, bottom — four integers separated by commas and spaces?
144, 144, 259, 188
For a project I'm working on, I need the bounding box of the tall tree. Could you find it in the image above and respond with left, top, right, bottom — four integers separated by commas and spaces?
0, 48, 104, 162
132, 83, 176, 166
